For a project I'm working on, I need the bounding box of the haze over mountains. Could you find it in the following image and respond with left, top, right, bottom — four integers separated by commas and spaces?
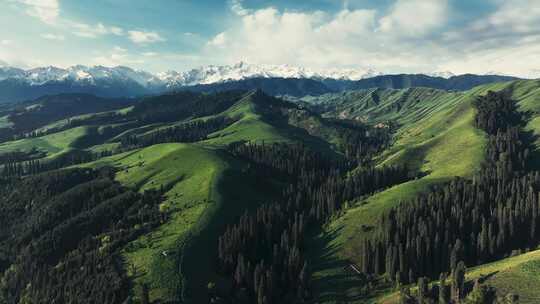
0, 62, 521, 102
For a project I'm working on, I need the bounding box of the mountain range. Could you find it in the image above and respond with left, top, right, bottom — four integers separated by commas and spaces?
0, 62, 383, 87
0, 62, 520, 103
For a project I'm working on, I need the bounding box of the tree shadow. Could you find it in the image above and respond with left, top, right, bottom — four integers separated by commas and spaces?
306, 226, 375, 303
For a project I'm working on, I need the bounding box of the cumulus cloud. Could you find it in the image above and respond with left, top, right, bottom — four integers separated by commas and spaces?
378, 0, 448, 36
208, 32, 227, 48
70, 22, 124, 38
204, 7, 390, 70
14, 0, 59, 24
41, 33, 64, 40
203, 0, 540, 77
128, 31, 166, 44
230, 0, 250, 16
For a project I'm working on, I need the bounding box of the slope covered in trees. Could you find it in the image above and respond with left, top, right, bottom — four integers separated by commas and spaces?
0, 168, 164, 303
306, 80, 540, 303
0, 88, 401, 302
0, 79, 540, 304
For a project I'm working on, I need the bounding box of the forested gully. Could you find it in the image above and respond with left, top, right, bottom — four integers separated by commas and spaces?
213, 141, 410, 303
0, 168, 164, 304
356, 91, 540, 300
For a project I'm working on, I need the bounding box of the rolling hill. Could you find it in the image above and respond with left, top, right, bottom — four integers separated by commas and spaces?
304, 79, 540, 303
0, 79, 540, 303
0, 89, 379, 303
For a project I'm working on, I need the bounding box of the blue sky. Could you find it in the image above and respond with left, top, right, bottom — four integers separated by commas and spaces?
1, 0, 539, 77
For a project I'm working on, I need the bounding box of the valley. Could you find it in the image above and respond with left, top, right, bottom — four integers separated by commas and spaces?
0, 75, 539, 304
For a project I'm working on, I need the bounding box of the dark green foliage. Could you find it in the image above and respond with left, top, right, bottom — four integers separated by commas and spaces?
404, 267, 500, 304
330, 119, 392, 166
120, 116, 239, 148
349, 74, 518, 91
355, 91, 540, 286
130, 90, 245, 124
0, 94, 133, 142
0, 150, 113, 178
217, 142, 411, 303
0, 168, 164, 304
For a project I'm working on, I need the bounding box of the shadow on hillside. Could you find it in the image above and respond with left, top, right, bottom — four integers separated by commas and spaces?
307, 227, 374, 303
521, 119, 540, 171
179, 153, 282, 304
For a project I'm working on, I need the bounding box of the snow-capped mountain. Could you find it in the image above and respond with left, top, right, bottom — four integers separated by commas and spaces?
156, 62, 381, 87
3, 65, 158, 87
0, 66, 25, 81
0, 62, 518, 103
0, 62, 382, 88
427, 71, 456, 79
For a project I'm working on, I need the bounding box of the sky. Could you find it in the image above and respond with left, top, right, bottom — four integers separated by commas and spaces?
1, 0, 540, 77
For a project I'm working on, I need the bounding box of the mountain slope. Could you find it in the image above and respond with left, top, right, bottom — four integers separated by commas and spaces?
306, 79, 540, 303
377, 248, 540, 304
349, 73, 519, 91
84, 143, 232, 302
2, 79, 540, 303
0, 89, 374, 303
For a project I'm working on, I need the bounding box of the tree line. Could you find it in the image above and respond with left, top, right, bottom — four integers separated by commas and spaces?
211, 142, 411, 303
120, 116, 239, 149
354, 91, 538, 299
0, 167, 165, 304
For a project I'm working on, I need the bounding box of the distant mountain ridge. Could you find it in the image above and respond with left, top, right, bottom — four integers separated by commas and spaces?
0, 62, 380, 87
349, 73, 519, 91
0, 62, 521, 102
185, 74, 520, 97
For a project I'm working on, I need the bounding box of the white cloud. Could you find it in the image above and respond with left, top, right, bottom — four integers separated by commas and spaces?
142, 52, 158, 57
1, 40, 13, 46
14, 0, 59, 24
128, 31, 165, 44
70, 22, 124, 39
204, 7, 383, 69
378, 0, 448, 36
208, 32, 227, 48
230, 0, 250, 16
109, 26, 124, 36
202, 0, 540, 77
41, 33, 64, 40
113, 46, 127, 53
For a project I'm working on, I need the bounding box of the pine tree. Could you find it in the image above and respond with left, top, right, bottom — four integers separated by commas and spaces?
451, 261, 466, 302
438, 273, 450, 304
140, 283, 149, 304
417, 277, 428, 303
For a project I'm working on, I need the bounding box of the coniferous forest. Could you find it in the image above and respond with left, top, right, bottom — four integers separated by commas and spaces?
4, 2, 540, 302
0, 168, 164, 303
0, 82, 540, 304
354, 91, 539, 303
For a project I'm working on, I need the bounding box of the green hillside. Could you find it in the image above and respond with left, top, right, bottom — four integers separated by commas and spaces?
0, 90, 352, 302
2, 81, 540, 304
82, 143, 227, 302
377, 248, 540, 304
0, 125, 89, 157
306, 80, 540, 303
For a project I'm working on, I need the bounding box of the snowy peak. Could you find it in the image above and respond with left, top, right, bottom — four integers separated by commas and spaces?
2, 65, 158, 86
157, 62, 382, 86
427, 71, 456, 79
0, 66, 25, 81
0, 62, 470, 88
